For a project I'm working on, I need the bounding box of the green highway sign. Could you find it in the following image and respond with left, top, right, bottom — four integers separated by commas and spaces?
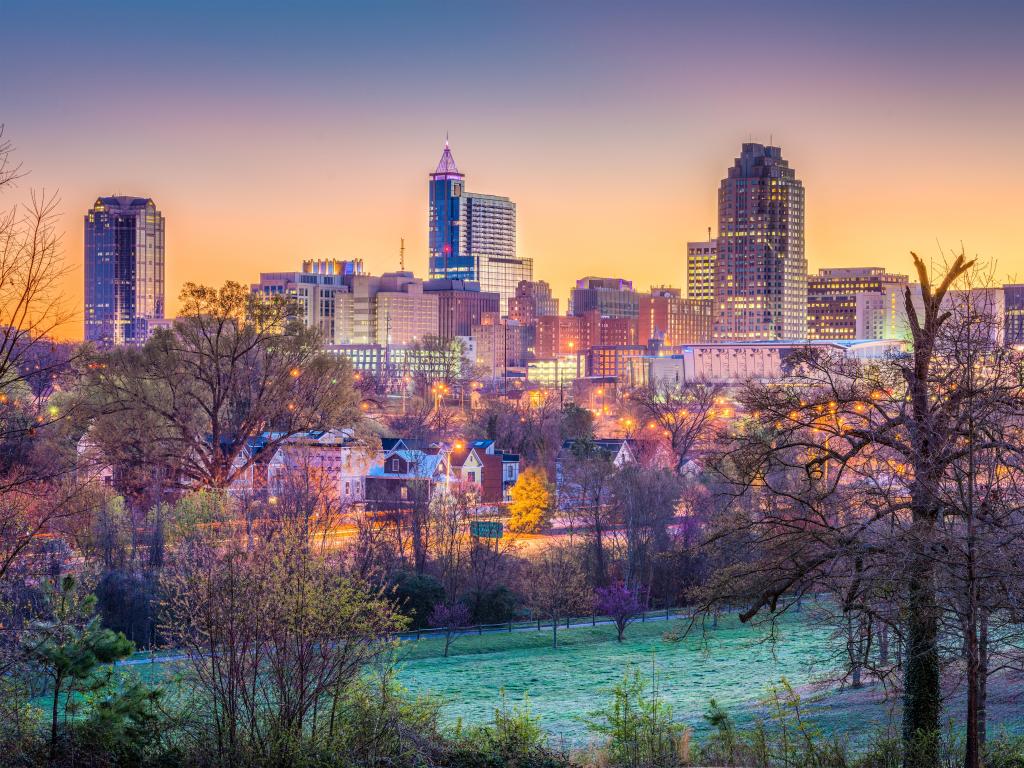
470, 520, 503, 539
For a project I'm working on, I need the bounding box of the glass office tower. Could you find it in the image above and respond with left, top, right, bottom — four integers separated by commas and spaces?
84, 196, 165, 345
714, 143, 806, 340
427, 140, 531, 313
428, 141, 470, 280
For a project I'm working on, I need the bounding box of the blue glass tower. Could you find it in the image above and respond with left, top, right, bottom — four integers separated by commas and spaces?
84, 196, 165, 345
428, 140, 471, 280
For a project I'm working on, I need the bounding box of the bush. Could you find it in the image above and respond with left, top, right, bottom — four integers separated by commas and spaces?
466, 586, 520, 624
585, 667, 688, 768
388, 570, 445, 629
448, 692, 571, 768
95, 569, 162, 648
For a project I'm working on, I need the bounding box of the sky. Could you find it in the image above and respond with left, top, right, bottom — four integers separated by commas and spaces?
3, 0, 1024, 339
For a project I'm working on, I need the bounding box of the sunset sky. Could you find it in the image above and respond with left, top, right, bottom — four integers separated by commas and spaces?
4, 0, 1024, 339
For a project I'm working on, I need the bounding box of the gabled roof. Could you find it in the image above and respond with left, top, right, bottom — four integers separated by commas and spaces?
368, 451, 446, 479
381, 437, 429, 453
558, 438, 636, 461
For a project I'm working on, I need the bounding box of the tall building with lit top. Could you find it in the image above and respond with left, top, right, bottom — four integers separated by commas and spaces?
84, 196, 165, 345
714, 144, 806, 340
427, 140, 531, 313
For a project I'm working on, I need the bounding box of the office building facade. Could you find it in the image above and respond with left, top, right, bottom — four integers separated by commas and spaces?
639, 287, 714, 346
807, 267, 909, 340
508, 280, 559, 323
84, 196, 165, 345
686, 239, 717, 301
1005, 285, 1024, 346
424, 278, 500, 338
254, 266, 437, 347
254, 259, 363, 345
569, 277, 640, 319
715, 144, 806, 340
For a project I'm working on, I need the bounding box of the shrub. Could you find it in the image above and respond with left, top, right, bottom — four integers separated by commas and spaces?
585, 666, 687, 768
388, 570, 445, 629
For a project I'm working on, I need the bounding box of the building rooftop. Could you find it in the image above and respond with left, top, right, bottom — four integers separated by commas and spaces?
431, 140, 463, 179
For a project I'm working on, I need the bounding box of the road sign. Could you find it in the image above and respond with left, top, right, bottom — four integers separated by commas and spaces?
470, 520, 503, 539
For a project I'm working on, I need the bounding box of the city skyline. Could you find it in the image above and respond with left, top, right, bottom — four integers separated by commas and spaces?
5, 0, 1024, 339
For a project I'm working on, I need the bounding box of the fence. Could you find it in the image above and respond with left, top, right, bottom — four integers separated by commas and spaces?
396, 606, 692, 642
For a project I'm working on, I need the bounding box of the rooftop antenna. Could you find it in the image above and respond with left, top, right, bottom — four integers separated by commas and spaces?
708, 226, 712, 242
399, 237, 405, 271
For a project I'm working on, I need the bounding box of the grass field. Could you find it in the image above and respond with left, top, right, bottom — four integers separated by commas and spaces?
111, 611, 1024, 747
392, 612, 842, 745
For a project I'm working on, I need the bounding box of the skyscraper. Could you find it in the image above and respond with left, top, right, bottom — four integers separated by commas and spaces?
427, 140, 532, 313
428, 141, 469, 281
714, 144, 806, 340
84, 196, 165, 345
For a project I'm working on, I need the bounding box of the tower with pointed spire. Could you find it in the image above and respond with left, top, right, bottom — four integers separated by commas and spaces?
428, 139, 470, 280
427, 139, 530, 314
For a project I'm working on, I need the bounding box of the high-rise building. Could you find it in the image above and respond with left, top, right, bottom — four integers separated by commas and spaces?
639, 287, 714, 346
807, 268, 909, 340
84, 196, 165, 345
424, 278, 500, 338
715, 143, 806, 340
1005, 285, 1024, 346
427, 140, 532, 313
686, 239, 717, 301
569, 277, 639, 319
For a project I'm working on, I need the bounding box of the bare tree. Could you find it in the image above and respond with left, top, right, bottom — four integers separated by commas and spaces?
559, 440, 617, 587
628, 382, 720, 473
524, 543, 589, 649
699, 252, 1024, 768
84, 282, 361, 491
161, 533, 404, 764
0, 129, 83, 582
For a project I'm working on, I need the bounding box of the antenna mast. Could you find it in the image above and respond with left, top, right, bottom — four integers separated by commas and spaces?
399, 238, 405, 271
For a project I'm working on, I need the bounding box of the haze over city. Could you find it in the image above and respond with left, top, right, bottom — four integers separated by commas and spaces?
5, 0, 1024, 338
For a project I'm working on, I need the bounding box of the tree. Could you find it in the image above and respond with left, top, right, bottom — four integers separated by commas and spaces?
429, 600, 471, 658
628, 381, 719, 473
21, 574, 135, 758
0, 127, 74, 418
700, 252, 1024, 768
525, 543, 589, 648
595, 582, 643, 643
162, 532, 404, 763
507, 467, 553, 533
559, 440, 617, 587
428, 479, 479, 601
0, 128, 81, 582
610, 464, 682, 591
83, 281, 361, 491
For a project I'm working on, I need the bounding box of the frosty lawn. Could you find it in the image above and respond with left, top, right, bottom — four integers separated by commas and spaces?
114, 610, 1024, 746
392, 612, 843, 745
